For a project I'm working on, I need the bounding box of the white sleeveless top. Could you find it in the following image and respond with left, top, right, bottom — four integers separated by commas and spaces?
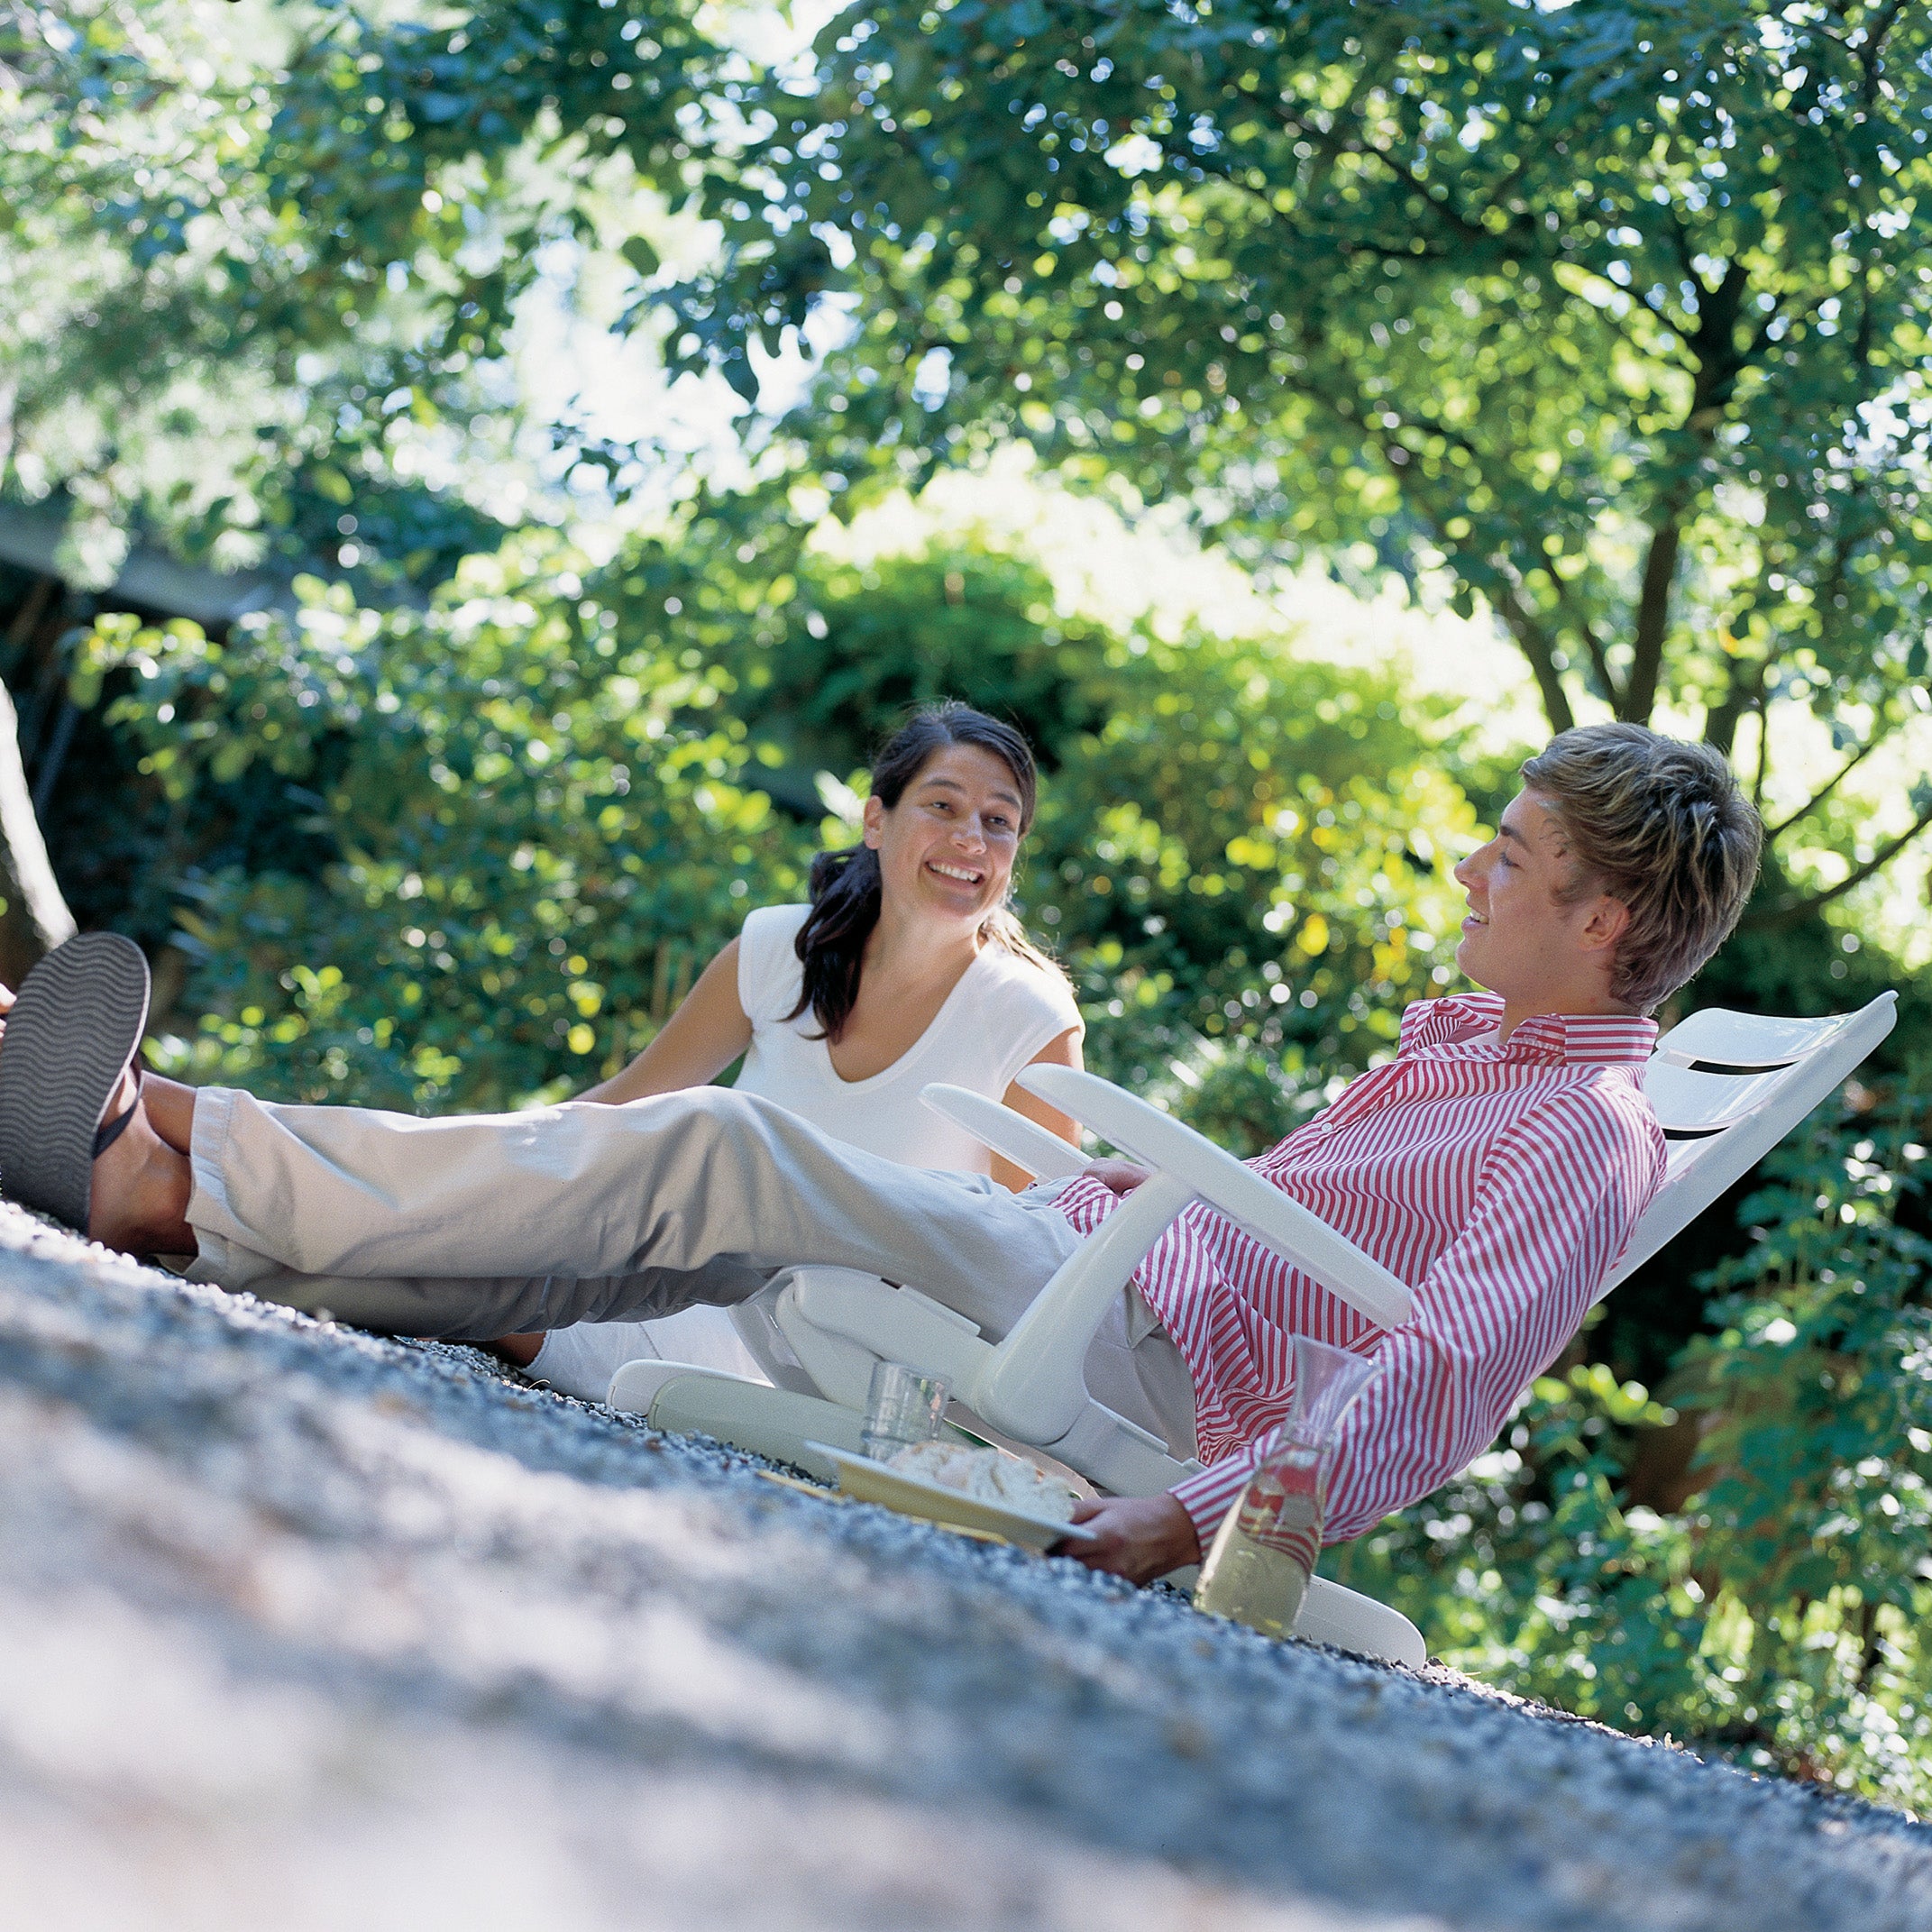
733, 903, 1083, 1172
526, 902, 1082, 1399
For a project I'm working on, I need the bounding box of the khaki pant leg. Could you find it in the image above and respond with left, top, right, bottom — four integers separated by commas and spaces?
184, 1084, 1082, 1341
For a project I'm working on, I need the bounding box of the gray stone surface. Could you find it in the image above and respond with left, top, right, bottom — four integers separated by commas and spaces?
4, 1204, 1929, 1932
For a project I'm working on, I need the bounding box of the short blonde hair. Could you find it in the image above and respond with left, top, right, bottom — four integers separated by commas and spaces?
1519, 724, 1762, 1014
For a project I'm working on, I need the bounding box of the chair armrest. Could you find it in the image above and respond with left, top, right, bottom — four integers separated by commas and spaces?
920, 1084, 1090, 1182
1015, 1064, 1414, 1331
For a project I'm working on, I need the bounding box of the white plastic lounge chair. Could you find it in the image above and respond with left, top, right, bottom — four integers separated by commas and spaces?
609, 992, 1897, 1669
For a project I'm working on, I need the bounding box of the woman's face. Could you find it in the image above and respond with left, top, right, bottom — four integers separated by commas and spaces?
863, 742, 1027, 930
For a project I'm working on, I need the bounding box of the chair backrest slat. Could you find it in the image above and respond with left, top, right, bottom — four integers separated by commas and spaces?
1597, 992, 1897, 1303
1651, 1005, 1854, 1068
1644, 1060, 1803, 1133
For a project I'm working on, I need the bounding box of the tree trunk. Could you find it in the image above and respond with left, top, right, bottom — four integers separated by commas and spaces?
1701, 651, 1765, 759
0, 675, 77, 986
1623, 514, 1682, 724
1490, 583, 1578, 735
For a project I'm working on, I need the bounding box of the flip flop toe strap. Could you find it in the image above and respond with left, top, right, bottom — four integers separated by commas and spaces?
92, 1067, 143, 1158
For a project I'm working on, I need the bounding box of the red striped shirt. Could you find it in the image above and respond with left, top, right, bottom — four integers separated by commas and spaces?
1051, 993, 1665, 1548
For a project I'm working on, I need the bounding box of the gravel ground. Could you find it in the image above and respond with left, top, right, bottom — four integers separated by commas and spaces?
5, 1208, 1932, 1932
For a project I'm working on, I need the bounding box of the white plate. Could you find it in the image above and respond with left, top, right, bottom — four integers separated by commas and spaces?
804, 1442, 1098, 1552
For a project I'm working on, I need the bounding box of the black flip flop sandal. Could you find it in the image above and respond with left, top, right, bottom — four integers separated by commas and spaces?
0, 931, 151, 1233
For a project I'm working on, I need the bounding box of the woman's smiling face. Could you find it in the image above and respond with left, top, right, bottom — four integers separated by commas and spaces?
863, 742, 1026, 929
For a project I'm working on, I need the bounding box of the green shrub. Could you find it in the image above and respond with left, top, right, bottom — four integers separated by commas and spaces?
84, 539, 800, 1109
83, 529, 1476, 1120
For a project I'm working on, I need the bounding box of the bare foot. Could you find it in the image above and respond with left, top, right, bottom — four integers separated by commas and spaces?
87, 1067, 197, 1257
489, 1332, 544, 1369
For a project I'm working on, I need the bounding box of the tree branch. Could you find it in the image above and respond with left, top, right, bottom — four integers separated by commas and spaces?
1259, 96, 1515, 252
1667, 206, 1704, 292
1857, 0, 1910, 111
1625, 261, 1753, 723
1744, 803, 1932, 929
0, 675, 77, 984
1341, 389, 1590, 732
1700, 640, 1766, 759
1486, 572, 1579, 734
1543, 562, 1618, 703
1762, 724, 1895, 840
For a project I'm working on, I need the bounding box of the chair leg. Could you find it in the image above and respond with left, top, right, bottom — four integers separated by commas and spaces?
966, 1172, 1196, 1441
1293, 1576, 1427, 1669
607, 1361, 868, 1480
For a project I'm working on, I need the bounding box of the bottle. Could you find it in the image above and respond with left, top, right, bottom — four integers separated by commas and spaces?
1193, 1334, 1380, 1639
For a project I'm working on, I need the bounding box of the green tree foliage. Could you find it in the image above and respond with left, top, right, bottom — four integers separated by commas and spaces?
0, 2, 290, 560
80, 525, 1471, 1140
259, 0, 719, 366
668, 0, 1932, 894
23, 5, 1931, 907
0, 0, 729, 536
723, 543, 1114, 781
1024, 640, 1472, 1142
0, 1, 499, 581
82, 536, 797, 1108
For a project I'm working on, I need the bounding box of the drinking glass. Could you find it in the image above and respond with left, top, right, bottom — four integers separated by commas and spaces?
861, 1360, 951, 1462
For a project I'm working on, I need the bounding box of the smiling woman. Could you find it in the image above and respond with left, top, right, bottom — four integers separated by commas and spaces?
502, 703, 1085, 1398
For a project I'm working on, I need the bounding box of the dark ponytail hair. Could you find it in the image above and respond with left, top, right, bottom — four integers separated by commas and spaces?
786, 702, 1053, 1040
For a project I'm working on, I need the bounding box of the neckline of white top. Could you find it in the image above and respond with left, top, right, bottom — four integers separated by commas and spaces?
819, 939, 1002, 1092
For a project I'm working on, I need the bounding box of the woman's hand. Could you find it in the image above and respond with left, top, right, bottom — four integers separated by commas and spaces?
1054, 1492, 1200, 1585
1083, 1158, 1149, 1195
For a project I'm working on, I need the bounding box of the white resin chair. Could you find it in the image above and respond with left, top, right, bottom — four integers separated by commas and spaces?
609, 992, 1897, 1669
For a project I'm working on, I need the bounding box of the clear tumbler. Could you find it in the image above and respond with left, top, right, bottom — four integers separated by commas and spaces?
1193, 1334, 1380, 1639
860, 1360, 951, 1462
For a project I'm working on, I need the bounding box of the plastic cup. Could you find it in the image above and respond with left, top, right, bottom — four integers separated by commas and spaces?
861, 1360, 951, 1462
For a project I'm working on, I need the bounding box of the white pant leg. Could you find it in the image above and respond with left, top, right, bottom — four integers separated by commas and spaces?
185, 1084, 1082, 1341
1078, 1286, 1198, 1461
527, 1308, 773, 1403
526, 1321, 655, 1401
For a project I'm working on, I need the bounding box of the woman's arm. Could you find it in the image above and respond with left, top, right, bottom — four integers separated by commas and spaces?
576, 939, 755, 1104
990, 1023, 1084, 1191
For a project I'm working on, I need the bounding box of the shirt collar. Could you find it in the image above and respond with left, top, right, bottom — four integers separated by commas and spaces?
1403, 992, 1656, 1067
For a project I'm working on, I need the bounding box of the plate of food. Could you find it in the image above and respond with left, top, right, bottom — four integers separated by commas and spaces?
803, 1440, 1100, 1552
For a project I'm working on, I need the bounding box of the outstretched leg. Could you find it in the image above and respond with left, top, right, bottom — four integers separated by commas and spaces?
169, 1082, 1082, 1342
8, 942, 1081, 1358
139, 1070, 197, 1155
